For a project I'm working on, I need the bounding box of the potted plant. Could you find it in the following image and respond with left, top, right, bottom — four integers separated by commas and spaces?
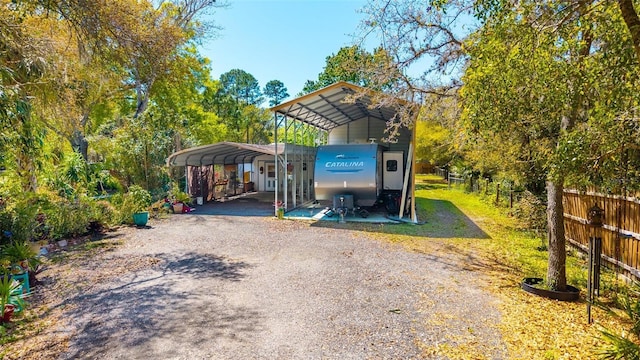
1, 240, 40, 288
168, 185, 191, 214
0, 274, 24, 323
128, 185, 152, 226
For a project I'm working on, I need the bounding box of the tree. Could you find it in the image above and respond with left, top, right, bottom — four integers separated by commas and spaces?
301, 45, 382, 94
462, 1, 640, 290
39, 0, 224, 118
263, 80, 289, 107
219, 69, 263, 106
357, 1, 473, 100
0, 1, 49, 191
357, 0, 640, 291
218, 69, 264, 143
415, 94, 461, 167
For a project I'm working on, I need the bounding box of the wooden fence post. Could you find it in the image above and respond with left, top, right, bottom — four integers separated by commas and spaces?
510, 186, 514, 208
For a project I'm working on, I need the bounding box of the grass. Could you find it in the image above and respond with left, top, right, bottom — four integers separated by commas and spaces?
358, 174, 636, 360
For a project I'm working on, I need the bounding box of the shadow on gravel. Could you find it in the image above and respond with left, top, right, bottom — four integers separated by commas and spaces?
61, 252, 257, 359
193, 192, 274, 217
157, 252, 250, 281
310, 198, 490, 240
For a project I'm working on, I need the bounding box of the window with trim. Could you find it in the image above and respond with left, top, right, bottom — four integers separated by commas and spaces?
386, 160, 397, 172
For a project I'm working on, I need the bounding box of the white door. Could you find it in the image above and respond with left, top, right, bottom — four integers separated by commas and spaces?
383, 151, 404, 190
265, 163, 276, 191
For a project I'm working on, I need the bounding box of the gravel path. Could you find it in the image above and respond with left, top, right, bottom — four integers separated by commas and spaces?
49, 214, 507, 359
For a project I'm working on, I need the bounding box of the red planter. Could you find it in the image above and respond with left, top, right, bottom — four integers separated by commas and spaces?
2, 304, 15, 323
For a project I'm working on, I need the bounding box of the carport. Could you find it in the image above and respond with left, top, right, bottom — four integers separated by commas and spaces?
271, 81, 418, 222
166, 141, 316, 206
167, 81, 418, 222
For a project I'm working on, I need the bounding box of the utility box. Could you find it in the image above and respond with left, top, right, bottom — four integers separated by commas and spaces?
383, 151, 404, 191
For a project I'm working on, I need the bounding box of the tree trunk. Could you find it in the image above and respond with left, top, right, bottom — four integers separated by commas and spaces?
71, 129, 89, 161
618, 0, 640, 61
134, 94, 149, 119
546, 180, 567, 291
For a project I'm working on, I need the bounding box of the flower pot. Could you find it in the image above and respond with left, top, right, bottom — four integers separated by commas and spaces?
2, 304, 15, 323
172, 203, 184, 214
132, 211, 149, 226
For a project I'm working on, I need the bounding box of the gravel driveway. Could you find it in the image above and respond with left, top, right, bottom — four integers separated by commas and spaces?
47, 213, 507, 359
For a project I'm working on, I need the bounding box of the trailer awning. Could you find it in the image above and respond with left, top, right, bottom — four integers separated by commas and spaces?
270, 81, 408, 132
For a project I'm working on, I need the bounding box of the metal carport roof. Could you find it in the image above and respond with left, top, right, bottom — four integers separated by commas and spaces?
168, 81, 413, 168
167, 142, 281, 167
270, 81, 404, 131
167, 142, 315, 167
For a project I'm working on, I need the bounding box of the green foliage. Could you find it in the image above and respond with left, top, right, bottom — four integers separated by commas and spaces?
263, 80, 289, 106
0, 185, 120, 244
301, 45, 382, 94
95, 112, 173, 191
620, 284, 640, 336
168, 183, 190, 204
415, 117, 454, 166
127, 185, 152, 213
89, 200, 118, 228
597, 283, 640, 358
219, 69, 263, 106
0, 194, 39, 244
44, 199, 93, 241
0, 275, 24, 315
107, 193, 132, 224
1, 240, 39, 272
511, 191, 547, 238
598, 328, 640, 360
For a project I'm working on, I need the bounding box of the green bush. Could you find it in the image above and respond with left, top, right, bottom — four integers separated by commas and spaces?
512, 191, 547, 237
90, 200, 118, 229
127, 185, 152, 213
598, 282, 640, 359
109, 191, 139, 225
42, 198, 92, 241
4, 196, 39, 243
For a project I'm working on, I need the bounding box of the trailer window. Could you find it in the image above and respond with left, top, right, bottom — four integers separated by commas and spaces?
386, 160, 398, 172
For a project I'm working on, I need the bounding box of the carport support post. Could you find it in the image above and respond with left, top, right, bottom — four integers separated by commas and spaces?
284, 115, 288, 211
184, 166, 189, 194
399, 142, 413, 220
274, 113, 279, 216
292, 122, 297, 208
199, 163, 204, 203
411, 125, 417, 222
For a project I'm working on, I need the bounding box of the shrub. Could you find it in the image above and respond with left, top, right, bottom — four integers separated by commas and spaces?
512, 191, 547, 237
127, 185, 152, 213
597, 282, 640, 359
43, 198, 92, 240
90, 200, 118, 229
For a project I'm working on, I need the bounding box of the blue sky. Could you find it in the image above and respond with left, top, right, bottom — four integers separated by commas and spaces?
199, 0, 369, 102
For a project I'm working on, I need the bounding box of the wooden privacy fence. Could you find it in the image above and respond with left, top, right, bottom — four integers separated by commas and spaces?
563, 189, 640, 280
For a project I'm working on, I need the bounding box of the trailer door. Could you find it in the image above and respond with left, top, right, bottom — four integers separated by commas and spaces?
383, 151, 404, 190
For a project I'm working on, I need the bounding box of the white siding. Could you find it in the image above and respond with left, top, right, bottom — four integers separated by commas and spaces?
348, 118, 369, 143
327, 117, 411, 168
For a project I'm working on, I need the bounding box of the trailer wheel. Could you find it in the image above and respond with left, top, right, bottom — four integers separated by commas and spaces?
359, 209, 369, 218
